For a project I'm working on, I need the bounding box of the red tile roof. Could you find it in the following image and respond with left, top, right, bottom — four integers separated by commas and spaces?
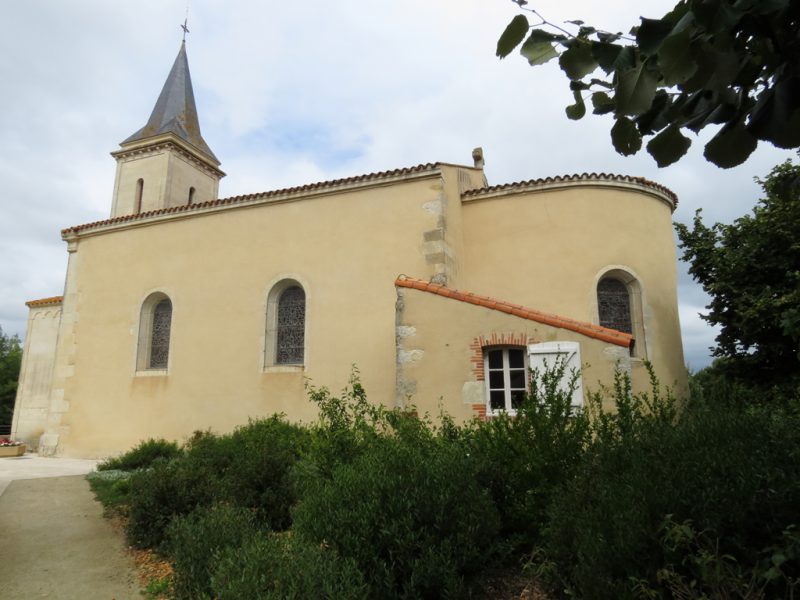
62, 163, 445, 235
26, 296, 63, 308
395, 276, 633, 349
462, 172, 678, 207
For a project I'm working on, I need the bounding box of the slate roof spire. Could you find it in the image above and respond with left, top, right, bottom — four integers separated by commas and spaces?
121, 41, 218, 163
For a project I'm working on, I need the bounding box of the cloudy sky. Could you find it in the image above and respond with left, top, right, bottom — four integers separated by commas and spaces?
0, 1, 794, 370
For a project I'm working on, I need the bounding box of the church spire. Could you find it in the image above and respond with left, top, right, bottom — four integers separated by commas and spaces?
121, 41, 218, 163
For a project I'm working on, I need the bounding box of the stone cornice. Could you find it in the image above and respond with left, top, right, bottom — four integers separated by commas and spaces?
111, 134, 225, 179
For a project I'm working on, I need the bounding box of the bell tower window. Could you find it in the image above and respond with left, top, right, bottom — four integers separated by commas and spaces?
135, 178, 144, 214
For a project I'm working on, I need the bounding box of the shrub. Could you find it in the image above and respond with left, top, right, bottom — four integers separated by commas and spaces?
211, 532, 369, 600
126, 458, 216, 550
467, 357, 591, 552
125, 416, 309, 550
97, 438, 181, 471
292, 430, 500, 599
540, 380, 800, 598
168, 504, 260, 600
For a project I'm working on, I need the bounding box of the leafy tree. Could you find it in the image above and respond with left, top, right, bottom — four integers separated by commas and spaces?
675, 157, 800, 388
0, 327, 23, 431
497, 0, 800, 168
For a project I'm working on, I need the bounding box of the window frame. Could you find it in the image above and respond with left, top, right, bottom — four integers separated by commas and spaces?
594, 267, 647, 358
263, 278, 307, 371
135, 292, 173, 375
483, 346, 529, 415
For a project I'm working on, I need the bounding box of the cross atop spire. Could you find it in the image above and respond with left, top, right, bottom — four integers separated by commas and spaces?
181, 18, 189, 42
120, 42, 218, 164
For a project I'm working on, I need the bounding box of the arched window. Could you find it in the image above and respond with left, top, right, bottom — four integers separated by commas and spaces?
265, 280, 306, 367
276, 286, 305, 364
597, 278, 632, 334
137, 293, 173, 371
135, 178, 144, 214
188, 187, 195, 204
596, 269, 646, 357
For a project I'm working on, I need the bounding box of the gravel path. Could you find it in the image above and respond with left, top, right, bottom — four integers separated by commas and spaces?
0, 475, 141, 599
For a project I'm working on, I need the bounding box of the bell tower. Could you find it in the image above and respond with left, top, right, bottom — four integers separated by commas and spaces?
109, 41, 224, 218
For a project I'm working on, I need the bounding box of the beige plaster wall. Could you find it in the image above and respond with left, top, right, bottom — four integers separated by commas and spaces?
460, 184, 686, 393
55, 173, 452, 457
12, 305, 62, 447
395, 286, 635, 421
111, 147, 219, 217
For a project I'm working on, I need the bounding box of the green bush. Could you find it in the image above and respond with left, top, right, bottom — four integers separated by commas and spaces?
97, 438, 182, 471
125, 416, 309, 550
467, 357, 590, 552
292, 430, 500, 599
211, 532, 369, 600
126, 458, 216, 549
168, 504, 260, 600
540, 381, 800, 598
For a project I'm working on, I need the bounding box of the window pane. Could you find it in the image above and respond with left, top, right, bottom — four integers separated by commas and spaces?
597, 278, 632, 333
508, 348, 524, 368
489, 370, 505, 389
150, 299, 172, 369
276, 286, 305, 364
509, 369, 526, 389
490, 390, 505, 411
510, 390, 525, 410
487, 350, 503, 369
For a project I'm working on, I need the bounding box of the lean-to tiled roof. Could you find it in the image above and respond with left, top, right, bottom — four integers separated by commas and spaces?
462, 172, 678, 208
25, 296, 63, 308
395, 276, 633, 349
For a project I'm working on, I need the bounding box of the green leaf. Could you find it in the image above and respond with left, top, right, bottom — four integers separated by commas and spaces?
497, 15, 529, 58
748, 77, 800, 149
637, 17, 675, 55
703, 119, 758, 168
592, 41, 623, 73
659, 29, 697, 86
635, 90, 672, 133
646, 125, 692, 167
591, 91, 615, 115
566, 91, 586, 120
559, 41, 598, 80
616, 61, 659, 116
520, 31, 559, 66
611, 117, 642, 155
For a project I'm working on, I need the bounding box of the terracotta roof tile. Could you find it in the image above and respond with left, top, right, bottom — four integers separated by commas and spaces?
395, 276, 633, 349
26, 296, 63, 308
62, 163, 444, 235
461, 172, 678, 208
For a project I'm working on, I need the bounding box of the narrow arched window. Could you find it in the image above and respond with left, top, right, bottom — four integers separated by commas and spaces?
137, 292, 173, 372
149, 299, 172, 368
597, 278, 632, 334
135, 178, 144, 214
188, 187, 195, 204
276, 286, 305, 364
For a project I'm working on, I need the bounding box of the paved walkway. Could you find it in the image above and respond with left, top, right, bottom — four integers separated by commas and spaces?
0, 453, 99, 496
0, 455, 141, 599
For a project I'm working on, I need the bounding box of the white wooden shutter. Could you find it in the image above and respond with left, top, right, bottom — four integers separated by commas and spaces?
527, 341, 584, 407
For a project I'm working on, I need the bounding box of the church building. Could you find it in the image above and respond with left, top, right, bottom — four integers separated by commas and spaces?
12, 42, 686, 458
